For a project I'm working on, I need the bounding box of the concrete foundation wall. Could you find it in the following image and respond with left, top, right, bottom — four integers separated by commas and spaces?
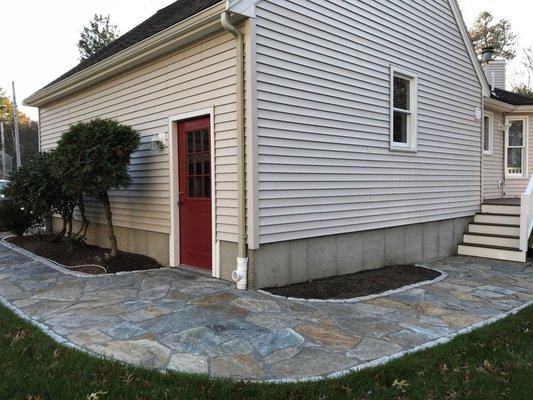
249, 216, 472, 289
52, 218, 169, 265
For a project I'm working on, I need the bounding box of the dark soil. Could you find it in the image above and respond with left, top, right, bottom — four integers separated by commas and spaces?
265, 265, 441, 300
6, 235, 163, 274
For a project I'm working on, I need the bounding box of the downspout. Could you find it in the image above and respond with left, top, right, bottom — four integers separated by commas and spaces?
221, 9, 248, 289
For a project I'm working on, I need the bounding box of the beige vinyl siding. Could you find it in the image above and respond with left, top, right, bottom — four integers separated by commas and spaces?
255, 0, 483, 244
39, 30, 239, 242
483, 110, 505, 199
504, 114, 533, 197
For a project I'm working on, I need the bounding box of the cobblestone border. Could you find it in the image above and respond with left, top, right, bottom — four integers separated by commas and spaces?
1, 237, 173, 278
257, 266, 448, 304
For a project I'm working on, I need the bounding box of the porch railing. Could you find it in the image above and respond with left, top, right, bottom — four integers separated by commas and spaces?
519, 174, 533, 253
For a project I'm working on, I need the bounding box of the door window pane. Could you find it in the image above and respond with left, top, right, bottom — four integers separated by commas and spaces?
204, 154, 210, 175
188, 177, 195, 197
187, 133, 194, 153
509, 121, 524, 146
187, 154, 193, 175
507, 148, 523, 174
195, 177, 203, 197
204, 176, 211, 198
203, 130, 210, 151
393, 76, 410, 110
195, 154, 202, 175
194, 131, 202, 152
393, 111, 409, 144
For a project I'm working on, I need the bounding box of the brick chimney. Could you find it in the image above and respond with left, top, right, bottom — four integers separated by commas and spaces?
481, 47, 507, 90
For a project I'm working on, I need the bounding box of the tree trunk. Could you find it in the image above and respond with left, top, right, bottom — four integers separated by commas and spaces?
45, 212, 53, 237
74, 196, 90, 240
53, 219, 66, 242
101, 192, 118, 257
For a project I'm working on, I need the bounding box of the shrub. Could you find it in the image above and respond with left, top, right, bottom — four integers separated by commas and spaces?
3, 151, 79, 240
54, 119, 140, 257
0, 200, 36, 236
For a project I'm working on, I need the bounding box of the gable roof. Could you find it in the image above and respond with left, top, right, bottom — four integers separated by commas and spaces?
45, 0, 222, 88
446, 0, 490, 97
491, 88, 533, 106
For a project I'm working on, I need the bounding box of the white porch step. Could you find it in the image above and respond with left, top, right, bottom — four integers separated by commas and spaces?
458, 243, 525, 262
468, 223, 520, 237
474, 213, 520, 225
463, 233, 520, 248
481, 204, 521, 215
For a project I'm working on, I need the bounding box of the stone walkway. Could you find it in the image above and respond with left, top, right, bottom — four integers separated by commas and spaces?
0, 242, 531, 382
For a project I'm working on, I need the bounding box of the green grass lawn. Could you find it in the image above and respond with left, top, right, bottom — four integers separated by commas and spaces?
0, 303, 532, 400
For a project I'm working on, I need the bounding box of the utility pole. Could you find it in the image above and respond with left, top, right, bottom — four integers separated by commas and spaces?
12, 81, 21, 168
0, 121, 6, 179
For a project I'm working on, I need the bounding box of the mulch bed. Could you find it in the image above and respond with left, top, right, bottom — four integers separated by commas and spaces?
6, 235, 163, 274
265, 265, 441, 300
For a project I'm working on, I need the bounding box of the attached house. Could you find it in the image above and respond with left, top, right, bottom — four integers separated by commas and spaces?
25, 0, 531, 289
457, 49, 533, 262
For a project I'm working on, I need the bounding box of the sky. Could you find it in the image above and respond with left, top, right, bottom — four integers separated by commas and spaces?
1, 0, 532, 121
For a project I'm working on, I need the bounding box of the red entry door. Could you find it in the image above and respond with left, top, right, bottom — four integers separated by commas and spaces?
178, 116, 212, 270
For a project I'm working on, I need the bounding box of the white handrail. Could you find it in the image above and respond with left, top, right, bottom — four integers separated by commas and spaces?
519, 175, 533, 252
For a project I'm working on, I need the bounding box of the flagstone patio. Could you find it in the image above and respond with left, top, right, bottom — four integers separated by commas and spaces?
0, 241, 531, 382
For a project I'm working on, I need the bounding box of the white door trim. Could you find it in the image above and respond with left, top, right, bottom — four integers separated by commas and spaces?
168, 107, 219, 278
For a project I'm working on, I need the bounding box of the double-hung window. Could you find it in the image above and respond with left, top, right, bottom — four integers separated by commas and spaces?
390, 66, 418, 151
506, 117, 527, 177
483, 112, 493, 155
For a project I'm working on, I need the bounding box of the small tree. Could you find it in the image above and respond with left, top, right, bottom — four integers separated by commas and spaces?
78, 14, 120, 61
469, 11, 517, 60
55, 119, 140, 257
512, 83, 533, 97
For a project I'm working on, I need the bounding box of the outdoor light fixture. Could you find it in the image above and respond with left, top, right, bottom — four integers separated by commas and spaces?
151, 132, 167, 150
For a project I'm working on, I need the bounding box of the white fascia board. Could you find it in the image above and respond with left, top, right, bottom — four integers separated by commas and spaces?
516, 105, 533, 113
24, 1, 226, 107
226, 0, 261, 18
447, 0, 491, 97
484, 97, 518, 113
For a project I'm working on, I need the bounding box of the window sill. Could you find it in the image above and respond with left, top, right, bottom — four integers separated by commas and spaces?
389, 145, 418, 153
505, 175, 528, 180
483, 150, 493, 156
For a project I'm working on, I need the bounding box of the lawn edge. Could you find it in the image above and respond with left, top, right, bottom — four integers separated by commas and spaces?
260, 299, 533, 383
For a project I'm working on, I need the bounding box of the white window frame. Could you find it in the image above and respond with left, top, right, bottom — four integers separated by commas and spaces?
504, 116, 528, 179
390, 66, 418, 152
483, 111, 493, 155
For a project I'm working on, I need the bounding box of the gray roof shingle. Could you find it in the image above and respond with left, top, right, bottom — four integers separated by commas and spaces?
491, 88, 533, 106
44, 0, 222, 88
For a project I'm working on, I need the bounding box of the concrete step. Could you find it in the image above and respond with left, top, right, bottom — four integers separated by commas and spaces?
457, 243, 525, 262
467, 223, 520, 237
481, 204, 520, 215
474, 213, 520, 225
463, 232, 520, 248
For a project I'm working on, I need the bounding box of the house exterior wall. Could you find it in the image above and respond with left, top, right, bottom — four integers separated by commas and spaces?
482, 109, 505, 199
254, 0, 483, 245
504, 114, 533, 196
39, 30, 241, 263
251, 216, 471, 288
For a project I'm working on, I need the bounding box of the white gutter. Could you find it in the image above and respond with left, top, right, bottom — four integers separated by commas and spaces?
484, 97, 518, 113
221, 8, 248, 290
24, 1, 227, 107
